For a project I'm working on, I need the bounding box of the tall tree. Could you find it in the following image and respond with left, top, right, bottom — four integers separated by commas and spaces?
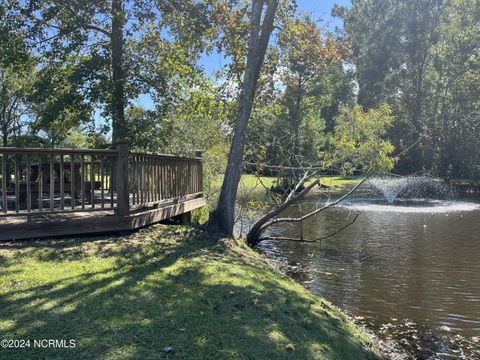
111, 0, 126, 144
0, 66, 33, 146
29, 60, 92, 146
17, 0, 212, 145
0, 0, 33, 146
210, 0, 279, 235
276, 14, 345, 183
335, 0, 480, 176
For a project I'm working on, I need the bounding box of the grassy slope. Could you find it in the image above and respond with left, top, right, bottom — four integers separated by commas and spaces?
0, 225, 380, 360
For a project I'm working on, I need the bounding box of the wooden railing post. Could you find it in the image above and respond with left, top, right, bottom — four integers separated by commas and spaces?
115, 141, 130, 216
195, 150, 203, 194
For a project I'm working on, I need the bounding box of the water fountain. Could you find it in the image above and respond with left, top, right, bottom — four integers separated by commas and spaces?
368, 176, 451, 204
343, 175, 480, 213
369, 177, 411, 204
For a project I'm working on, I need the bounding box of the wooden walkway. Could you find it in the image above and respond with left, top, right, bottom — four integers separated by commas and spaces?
0, 145, 205, 240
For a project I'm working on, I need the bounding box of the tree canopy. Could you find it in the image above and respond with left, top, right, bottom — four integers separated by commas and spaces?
0, 0, 478, 186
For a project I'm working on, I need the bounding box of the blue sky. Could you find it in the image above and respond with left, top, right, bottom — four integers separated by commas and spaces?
131, 0, 350, 113
199, 0, 350, 76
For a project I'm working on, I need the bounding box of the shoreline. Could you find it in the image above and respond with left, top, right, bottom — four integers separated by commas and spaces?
265, 248, 480, 360
0, 224, 384, 359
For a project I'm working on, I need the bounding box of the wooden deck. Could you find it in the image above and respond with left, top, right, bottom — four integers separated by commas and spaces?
0, 145, 205, 241
0, 195, 205, 241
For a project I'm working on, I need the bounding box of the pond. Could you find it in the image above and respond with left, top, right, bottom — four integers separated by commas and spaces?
255, 183, 480, 358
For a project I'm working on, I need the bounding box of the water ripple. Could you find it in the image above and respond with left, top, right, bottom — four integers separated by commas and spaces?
341, 200, 480, 213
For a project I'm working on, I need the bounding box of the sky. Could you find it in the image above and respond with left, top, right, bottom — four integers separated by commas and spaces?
198, 0, 350, 76
131, 0, 350, 113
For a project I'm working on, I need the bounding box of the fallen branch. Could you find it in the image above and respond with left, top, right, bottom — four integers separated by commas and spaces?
246, 177, 366, 247
246, 176, 321, 246
259, 213, 359, 243
314, 213, 359, 241
258, 236, 318, 243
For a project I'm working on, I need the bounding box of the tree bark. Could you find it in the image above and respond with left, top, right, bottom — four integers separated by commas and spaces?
210, 0, 279, 235
247, 178, 320, 246
111, 0, 126, 145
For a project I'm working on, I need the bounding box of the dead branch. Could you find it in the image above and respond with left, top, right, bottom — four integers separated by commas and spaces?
246, 176, 321, 246
314, 213, 359, 241
286, 171, 310, 202
258, 236, 318, 243
266, 178, 366, 227
246, 177, 366, 247
258, 214, 359, 243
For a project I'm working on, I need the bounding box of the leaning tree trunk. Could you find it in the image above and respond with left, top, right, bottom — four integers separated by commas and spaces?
246, 178, 319, 246
210, 0, 279, 235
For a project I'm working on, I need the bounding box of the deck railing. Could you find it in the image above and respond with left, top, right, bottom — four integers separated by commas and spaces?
0, 145, 203, 216
128, 152, 203, 210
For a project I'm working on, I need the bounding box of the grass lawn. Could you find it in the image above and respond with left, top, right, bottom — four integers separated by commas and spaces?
213, 174, 359, 193
0, 225, 380, 359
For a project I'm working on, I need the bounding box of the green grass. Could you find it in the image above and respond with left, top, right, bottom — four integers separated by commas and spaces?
0, 225, 380, 359
213, 174, 359, 193
318, 176, 359, 188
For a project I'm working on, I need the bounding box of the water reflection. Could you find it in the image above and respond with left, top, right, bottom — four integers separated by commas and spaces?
259, 192, 480, 340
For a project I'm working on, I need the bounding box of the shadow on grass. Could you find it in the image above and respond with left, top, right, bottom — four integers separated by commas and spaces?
0, 225, 380, 359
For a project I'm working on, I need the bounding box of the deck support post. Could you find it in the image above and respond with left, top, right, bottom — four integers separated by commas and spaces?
115, 141, 130, 216
178, 211, 192, 225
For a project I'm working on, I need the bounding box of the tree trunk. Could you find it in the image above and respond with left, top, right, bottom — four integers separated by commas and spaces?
2, 124, 8, 147
210, 0, 279, 235
111, 0, 126, 146
247, 178, 319, 246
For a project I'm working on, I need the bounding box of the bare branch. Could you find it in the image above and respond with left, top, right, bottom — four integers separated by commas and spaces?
246, 176, 321, 246
254, 173, 280, 206
265, 178, 366, 228
258, 236, 318, 243
315, 214, 359, 241
286, 171, 310, 202
258, 212, 359, 244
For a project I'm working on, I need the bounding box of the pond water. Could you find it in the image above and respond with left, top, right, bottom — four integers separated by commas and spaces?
256, 189, 480, 357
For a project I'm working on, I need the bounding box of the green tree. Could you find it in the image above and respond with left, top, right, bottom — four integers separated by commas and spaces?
425, 0, 480, 178
336, 0, 480, 178
329, 104, 396, 175
28, 61, 93, 147
211, 0, 280, 235
0, 66, 34, 146
277, 14, 345, 163
244, 14, 350, 185
336, 0, 445, 172
16, 0, 213, 145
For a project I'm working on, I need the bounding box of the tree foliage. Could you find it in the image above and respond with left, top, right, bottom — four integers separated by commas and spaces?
337, 0, 480, 178
329, 104, 395, 175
